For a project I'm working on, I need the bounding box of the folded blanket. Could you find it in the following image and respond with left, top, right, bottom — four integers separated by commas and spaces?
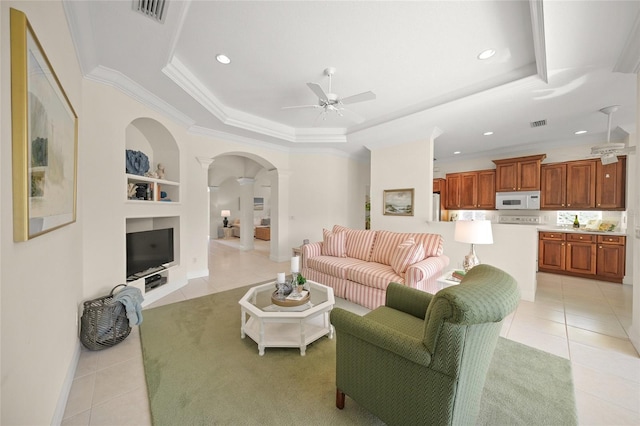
113, 286, 144, 326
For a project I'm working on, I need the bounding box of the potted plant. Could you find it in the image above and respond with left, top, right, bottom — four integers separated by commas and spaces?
296, 274, 307, 292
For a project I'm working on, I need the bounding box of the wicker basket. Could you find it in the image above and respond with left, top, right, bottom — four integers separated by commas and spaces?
80, 284, 132, 350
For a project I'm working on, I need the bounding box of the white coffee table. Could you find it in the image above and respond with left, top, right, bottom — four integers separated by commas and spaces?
239, 280, 335, 356
436, 270, 462, 290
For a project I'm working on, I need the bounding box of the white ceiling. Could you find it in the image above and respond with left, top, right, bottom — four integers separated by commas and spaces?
63, 0, 640, 162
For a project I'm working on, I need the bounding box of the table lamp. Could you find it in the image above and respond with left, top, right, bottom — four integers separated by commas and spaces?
454, 220, 493, 272
221, 210, 231, 227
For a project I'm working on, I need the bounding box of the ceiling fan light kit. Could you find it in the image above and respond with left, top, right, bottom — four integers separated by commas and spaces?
283, 67, 376, 123
589, 105, 635, 164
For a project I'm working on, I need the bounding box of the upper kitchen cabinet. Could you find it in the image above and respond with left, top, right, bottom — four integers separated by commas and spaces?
445, 170, 495, 209
541, 157, 624, 210
596, 156, 626, 210
433, 178, 446, 193
542, 160, 595, 209
493, 154, 546, 192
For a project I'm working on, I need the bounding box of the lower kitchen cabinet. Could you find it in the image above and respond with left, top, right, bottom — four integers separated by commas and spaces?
538, 231, 625, 283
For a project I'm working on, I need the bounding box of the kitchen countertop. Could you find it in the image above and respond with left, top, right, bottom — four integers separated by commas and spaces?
537, 226, 627, 236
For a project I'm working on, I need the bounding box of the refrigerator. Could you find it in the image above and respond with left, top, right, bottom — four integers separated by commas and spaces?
432, 193, 441, 221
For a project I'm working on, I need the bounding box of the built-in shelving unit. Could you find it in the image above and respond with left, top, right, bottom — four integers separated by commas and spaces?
124, 117, 186, 303
126, 173, 180, 203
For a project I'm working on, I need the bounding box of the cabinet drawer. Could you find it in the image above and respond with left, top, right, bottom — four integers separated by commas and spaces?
566, 233, 596, 243
597, 235, 625, 245
539, 232, 565, 241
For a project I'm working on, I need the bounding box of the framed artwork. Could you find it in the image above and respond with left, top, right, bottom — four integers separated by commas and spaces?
10, 8, 78, 241
254, 197, 264, 211
383, 188, 414, 216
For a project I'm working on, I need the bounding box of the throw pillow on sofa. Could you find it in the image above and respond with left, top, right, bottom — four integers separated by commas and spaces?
321, 229, 347, 257
390, 238, 425, 275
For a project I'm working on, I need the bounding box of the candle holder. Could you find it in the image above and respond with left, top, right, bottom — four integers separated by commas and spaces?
290, 272, 300, 297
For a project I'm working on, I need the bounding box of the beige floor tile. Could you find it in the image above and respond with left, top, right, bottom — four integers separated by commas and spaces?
96, 333, 142, 370
92, 357, 147, 406
572, 363, 640, 413
63, 373, 95, 420
506, 324, 570, 359
569, 341, 640, 383
575, 389, 640, 425
567, 326, 639, 357
61, 409, 91, 426
515, 300, 566, 323
565, 313, 628, 339
74, 349, 100, 378
510, 312, 568, 338
89, 386, 151, 426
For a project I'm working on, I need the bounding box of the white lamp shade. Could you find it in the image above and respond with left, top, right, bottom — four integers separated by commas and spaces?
221, 210, 231, 217
454, 220, 493, 244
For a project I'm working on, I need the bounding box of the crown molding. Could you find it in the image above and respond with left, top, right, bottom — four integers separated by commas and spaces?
86, 66, 195, 127
163, 56, 349, 143
529, 0, 548, 83
63, 0, 97, 76
614, 12, 640, 73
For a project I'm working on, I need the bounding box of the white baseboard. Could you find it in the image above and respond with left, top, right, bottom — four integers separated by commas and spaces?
52, 341, 81, 425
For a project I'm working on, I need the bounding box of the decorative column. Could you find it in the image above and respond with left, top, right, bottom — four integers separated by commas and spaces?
237, 177, 255, 251
270, 169, 292, 262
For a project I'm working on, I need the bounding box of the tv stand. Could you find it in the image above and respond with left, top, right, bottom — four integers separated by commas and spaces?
130, 265, 166, 280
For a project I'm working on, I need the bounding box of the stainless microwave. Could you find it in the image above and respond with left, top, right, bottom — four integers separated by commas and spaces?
495, 191, 541, 210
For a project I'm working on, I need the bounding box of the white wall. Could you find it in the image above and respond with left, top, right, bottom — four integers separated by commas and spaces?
630, 72, 640, 353
370, 138, 433, 232
1, 3, 84, 424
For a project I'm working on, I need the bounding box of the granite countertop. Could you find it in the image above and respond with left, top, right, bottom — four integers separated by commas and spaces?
537, 226, 627, 236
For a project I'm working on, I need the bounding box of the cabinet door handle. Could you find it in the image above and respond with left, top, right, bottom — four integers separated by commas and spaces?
599, 246, 603, 249
567, 203, 571, 206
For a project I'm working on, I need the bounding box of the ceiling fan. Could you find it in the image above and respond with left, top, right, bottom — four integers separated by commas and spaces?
282, 67, 376, 123
589, 105, 636, 165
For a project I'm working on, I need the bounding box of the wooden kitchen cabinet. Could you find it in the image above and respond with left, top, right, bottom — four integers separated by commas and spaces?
541, 163, 567, 209
565, 233, 596, 275
565, 160, 596, 209
433, 178, 446, 194
596, 235, 626, 281
493, 154, 546, 192
538, 231, 625, 283
445, 170, 495, 209
541, 157, 625, 211
596, 156, 626, 209
538, 232, 566, 271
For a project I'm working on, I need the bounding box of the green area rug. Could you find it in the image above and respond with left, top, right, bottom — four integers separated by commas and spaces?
140, 285, 577, 425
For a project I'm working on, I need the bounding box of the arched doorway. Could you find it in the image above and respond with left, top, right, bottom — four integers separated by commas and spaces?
207, 153, 277, 257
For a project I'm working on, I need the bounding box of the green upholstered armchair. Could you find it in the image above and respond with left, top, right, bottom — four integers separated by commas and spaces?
330, 264, 519, 425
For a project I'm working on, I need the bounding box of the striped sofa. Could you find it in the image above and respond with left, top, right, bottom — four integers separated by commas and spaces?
301, 225, 450, 309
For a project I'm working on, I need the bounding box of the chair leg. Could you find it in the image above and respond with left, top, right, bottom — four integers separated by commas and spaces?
336, 388, 345, 409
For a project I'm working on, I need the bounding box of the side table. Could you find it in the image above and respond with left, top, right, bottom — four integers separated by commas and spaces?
222, 227, 233, 239
436, 270, 462, 291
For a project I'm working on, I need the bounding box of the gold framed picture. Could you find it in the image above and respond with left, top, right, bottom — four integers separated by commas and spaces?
383, 188, 414, 216
11, 8, 78, 241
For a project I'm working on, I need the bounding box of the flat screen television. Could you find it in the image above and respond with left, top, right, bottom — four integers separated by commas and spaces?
126, 228, 174, 278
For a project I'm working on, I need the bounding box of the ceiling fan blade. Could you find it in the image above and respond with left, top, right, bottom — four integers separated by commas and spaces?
306, 83, 329, 102
341, 91, 376, 105
281, 104, 321, 110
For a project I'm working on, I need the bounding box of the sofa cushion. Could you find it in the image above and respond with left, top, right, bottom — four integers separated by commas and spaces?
321, 229, 347, 257
347, 262, 404, 290
306, 256, 368, 280
371, 231, 443, 265
390, 238, 426, 275
332, 225, 377, 262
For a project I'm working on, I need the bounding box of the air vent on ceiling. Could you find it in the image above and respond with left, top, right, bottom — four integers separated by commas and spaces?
134, 0, 166, 23
530, 119, 547, 128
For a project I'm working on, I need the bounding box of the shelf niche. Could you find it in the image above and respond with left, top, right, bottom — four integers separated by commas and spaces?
126, 117, 180, 203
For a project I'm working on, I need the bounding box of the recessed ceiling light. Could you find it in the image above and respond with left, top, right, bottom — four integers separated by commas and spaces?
574, 130, 587, 135
477, 49, 496, 60
453, 151, 461, 155
483, 131, 494, 136
216, 54, 231, 65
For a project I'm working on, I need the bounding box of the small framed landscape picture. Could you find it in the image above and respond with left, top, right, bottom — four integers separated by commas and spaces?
254, 197, 264, 211
383, 189, 414, 216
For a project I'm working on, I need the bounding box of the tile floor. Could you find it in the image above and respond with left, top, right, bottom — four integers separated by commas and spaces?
62, 239, 640, 425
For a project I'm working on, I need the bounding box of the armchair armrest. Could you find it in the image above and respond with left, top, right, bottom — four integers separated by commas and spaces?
385, 282, 433, 320
405, 255, 450, 286
301, 242, 322, 259
331, 308, 432, 366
